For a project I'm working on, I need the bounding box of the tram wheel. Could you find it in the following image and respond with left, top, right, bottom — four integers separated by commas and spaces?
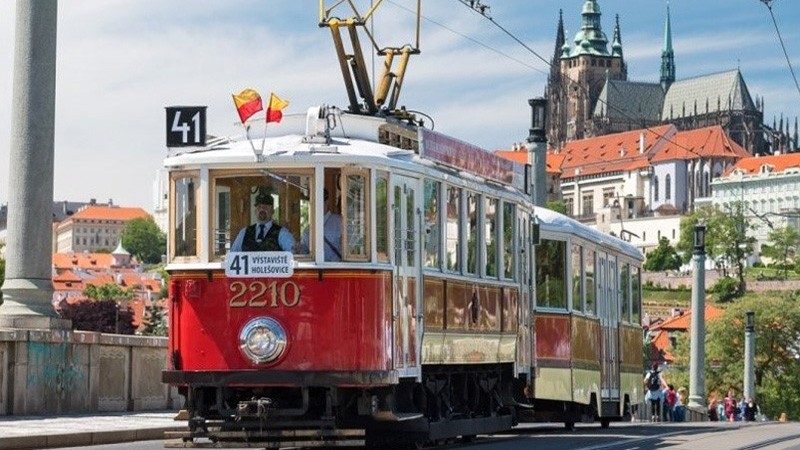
564, 421, 575, 431
600, 418, 610, 429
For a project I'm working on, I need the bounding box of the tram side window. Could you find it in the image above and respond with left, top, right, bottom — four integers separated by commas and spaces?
172, 174, 198, 259
502, 202, 515, 280
485, 197, 498, 278
571, 244, 583, 312
584, 248, 596, 315
343, 170, 369, 260
620, 263, 630, 323
536, 239, 567, 309
445, 185, 461, 272
631, 266, 642, 325
466, 191, 479, 275
213, 171, 312, 259
376, 173, 389, 262
423, 179, 440, 269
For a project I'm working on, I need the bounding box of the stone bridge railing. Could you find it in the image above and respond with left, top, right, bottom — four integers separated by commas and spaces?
0, 328, 177, 415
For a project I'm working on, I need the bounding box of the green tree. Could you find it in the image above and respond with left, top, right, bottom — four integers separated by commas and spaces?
644, 237, 682, 272
141, 304, 167, 336
761, 226, 799, 280
671, 293, 800, 419
677, 203, 753, 294
546, 199, 567, 215
122, 217, 166, 264
84, 283, 133, 301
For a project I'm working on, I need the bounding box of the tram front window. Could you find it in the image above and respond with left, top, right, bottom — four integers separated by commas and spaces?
211, 171, 312, 260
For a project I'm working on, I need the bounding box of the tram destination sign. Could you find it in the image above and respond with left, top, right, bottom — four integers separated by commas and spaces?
418, 128, 526, 192
224, 251, 294, 278
166, 106, 207, 148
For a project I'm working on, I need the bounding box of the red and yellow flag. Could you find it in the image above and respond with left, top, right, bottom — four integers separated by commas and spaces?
232, 88, 263, 123
266, 93, 289, 123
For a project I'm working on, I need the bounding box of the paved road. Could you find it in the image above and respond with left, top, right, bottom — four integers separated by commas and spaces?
46, 421, 800, 450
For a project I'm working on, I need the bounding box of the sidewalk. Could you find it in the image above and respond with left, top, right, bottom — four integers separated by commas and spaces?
0, 410, 184, 450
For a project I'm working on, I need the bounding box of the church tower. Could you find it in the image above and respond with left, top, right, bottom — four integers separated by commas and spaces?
546, 0, 626, 149
660, 4, 675, 90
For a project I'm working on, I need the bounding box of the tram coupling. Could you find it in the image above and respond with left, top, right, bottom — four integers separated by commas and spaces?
236, 397, 273, 420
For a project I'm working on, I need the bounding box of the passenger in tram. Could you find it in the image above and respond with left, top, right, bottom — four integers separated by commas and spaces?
300, 189, 342, 261
230, 192, 296, 252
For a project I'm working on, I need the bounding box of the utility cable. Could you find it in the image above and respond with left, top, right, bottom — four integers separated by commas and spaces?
760, 1, 800, 100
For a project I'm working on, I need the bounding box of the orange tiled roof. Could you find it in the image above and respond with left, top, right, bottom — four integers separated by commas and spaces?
650, 304, 724, 332
650, 125, 750, 163
494, 149, 565, 175
723, 152, 800, 176
53, 252, 116, 270
68, 206, 149, 222
557, 125, 676, 178
651, 330, 675, 362
53, 269, 82, 283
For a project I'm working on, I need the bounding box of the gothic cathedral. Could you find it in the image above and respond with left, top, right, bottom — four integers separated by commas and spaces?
545, 1, 793, 155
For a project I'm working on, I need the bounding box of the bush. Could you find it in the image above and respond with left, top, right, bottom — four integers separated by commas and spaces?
59, 300, 136, 334
752, 261, 764, 268
711, 277, 740, 302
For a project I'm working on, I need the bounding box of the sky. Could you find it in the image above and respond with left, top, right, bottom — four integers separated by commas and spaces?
0, 0, 798, 212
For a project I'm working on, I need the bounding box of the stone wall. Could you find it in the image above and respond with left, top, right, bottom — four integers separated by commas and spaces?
0, 329, 177, 415
643, 271, 800, 292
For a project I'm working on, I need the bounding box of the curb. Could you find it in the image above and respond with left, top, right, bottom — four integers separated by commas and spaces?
0, 426, 184, 450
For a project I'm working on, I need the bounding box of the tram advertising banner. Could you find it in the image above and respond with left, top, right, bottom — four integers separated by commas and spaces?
418, 128, 526, 192
224, 251, 294, 278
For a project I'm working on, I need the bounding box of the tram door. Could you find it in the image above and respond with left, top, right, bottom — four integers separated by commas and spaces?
392, 175, 422, 378
599, 253, 620, 403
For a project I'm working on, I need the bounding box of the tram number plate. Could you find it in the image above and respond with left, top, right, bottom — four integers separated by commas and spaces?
224, 251, 294, 278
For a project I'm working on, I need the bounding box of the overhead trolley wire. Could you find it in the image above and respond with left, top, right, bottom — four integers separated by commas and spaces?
760, 0, 800, 101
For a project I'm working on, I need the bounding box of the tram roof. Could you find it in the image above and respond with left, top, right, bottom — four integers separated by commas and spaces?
534, 207, 643, 261
165, 107, 528, 193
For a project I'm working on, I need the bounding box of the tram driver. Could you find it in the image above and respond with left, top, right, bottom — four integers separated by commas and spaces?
230, 192, 296, 252
300, 189, 343, 261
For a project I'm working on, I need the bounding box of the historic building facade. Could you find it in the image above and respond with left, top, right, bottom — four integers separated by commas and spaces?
545, 1, 795, 155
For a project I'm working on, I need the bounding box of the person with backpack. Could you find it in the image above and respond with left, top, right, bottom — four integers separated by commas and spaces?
644, 363, 665, 422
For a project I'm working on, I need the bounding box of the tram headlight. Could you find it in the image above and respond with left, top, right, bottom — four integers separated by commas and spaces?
239, 317, 287, 364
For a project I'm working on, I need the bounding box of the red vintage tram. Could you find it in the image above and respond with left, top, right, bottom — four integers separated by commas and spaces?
162, 2, 644, 448
162, 106, 643, 448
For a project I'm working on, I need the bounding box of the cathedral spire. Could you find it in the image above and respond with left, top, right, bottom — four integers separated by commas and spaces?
611, 14, 623, 57
660, 3, 675, 91
553, 9, 565, 62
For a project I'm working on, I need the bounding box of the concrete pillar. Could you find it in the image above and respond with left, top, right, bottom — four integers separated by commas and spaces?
687, 223, 706, 408
744, 311, 755, 401
0, 0, 68, 328
528, 141, 547, 207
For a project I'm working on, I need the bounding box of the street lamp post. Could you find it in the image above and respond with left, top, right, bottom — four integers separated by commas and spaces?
527, 97, 547, 207
744, 311, 756, 401
688, 223, 707, 409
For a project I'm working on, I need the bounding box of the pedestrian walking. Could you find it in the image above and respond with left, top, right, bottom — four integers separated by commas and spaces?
644, 363, 665, 422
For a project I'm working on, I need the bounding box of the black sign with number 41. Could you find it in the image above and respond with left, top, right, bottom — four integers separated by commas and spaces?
166, 106, 207, 147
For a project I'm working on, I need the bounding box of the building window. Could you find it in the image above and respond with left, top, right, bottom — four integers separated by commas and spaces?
564, 196, 574, 216
665, 174, 671, 201
654, 175, 660, 202
582, 193, 594, 217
